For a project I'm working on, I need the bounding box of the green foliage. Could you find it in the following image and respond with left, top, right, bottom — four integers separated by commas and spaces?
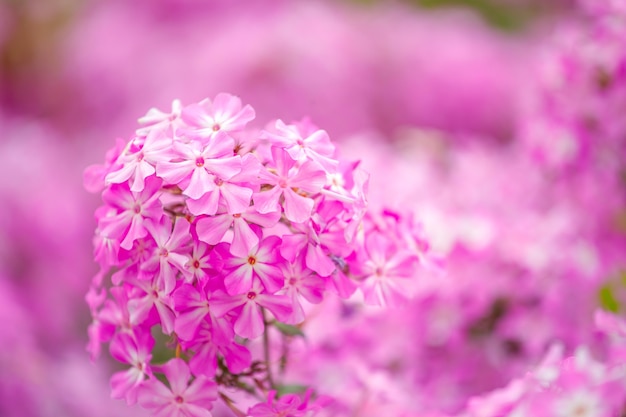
599, 284, 621, 313
276, 383, 308, 396
274, 322, 306, 338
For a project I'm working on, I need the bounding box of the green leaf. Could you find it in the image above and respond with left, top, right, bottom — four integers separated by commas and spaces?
276, 384, 308, 397
599, 285, 620, 313
273, 322, 305, 338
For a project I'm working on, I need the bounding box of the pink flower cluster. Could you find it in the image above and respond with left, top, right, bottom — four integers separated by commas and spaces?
84, 93, 431, 416
521, 0, 626, 173
464, 310, 626, 417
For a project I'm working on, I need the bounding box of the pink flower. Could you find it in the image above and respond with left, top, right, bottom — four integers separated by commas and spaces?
262, 119, 338, 172
137, 358, 217, 417
185, 153, 261, 216
156, 139, 241, 200
109, 332, 153, 405
180, 93, 255, 142
141, 217, 191, 293
349, 231, 419, 306
210, 287, 293, 339
195, 205, 280, 258
254, 147, 326, 223
248, 390, 328, 417
105, 128, 170, 192
98, 176, 163, 250
216, 236, 286, 295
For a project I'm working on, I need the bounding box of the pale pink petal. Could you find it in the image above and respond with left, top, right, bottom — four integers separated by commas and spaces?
196, 214, 233, 245
306, 244, 336, 277
221, 183, 253, 214
235, 301, 264, 339
224, 264, 255, 295
256, 294, 293, 323
283, 188, 314, 223
253, 186, 283, 214
162, 358, 190, 395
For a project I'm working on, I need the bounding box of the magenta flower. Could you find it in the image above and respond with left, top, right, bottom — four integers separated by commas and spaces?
98, 176, 163, 250
172, 283, 229, 343
185, 153, 261, 216
137, 358, 217, 417
195, 205, 280, 258
126, 278, 176, 334
109, 332, 153, 405
262, 119, 338, 172
141, 217, 191, 294
183, 241, 213, 284
254, 147, 326, 223
280, 253, 325, 324
210, 287, 293, 339
180, 93, 255, 142
182, 320, 251, 378
248, 390, 328, 417
105, 128, 170, 192
349, 231, 419, 306
215, 236, 286, 295
156, 139, 241, 200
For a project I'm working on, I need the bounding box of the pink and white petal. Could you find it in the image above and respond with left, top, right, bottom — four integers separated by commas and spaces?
168, 218, 191, 249
212, 93, 242, 117
235, 302, 265, 339
231, 218, 260, 258
280, 233, 309, 263
166, 252, 190, 273
283, 189, 314, 224
181, 403, 214, 417
156, 160, 194, 184
254, 263, 285, 293
121, 215, 148, 250
204, 155, 242, 180
184, 168, 213, 199
224, 265, 255, 295
328, 270, 357, 299
271, 146, 296, 176
196, 215, 233, 245
221, 343, 252, 374
299, 277, 326, 304
243, 208, 281, 228
221, 183, 253, 214
106, 162, 136, 186
289, 161, 327, 192
306, 244, 336, 277
130, 162, 156, 192
162, 358, 191, 395
187, 192, 219, 216
155, 300, 176, 335
253, 187, 283, 215
209, 294, 246, 317
175, 309, 208, 341
184, 376, 217, 408
255, 235, 282, 260
109, 333, 135, 364
181, 103, 213, 127
110, 368, 143, 402
189, 345, 218, 378
99, 212, 131, 240
137, 379, 173, 409
256, 294, 293, 323
128, 295, 154, 326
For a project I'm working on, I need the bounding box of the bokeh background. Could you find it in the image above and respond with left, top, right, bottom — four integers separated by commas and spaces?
2, 0, 625, 416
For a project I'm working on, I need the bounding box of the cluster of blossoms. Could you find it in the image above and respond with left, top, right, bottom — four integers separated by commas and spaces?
463, 310, 626, 417
521, 0, 626, 173
84, 93, 433, 416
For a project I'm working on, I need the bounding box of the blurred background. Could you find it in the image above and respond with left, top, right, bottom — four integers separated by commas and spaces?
2, 0, 625, 416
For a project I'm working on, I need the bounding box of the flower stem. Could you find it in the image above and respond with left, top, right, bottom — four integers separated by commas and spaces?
262, 308, 275, 390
